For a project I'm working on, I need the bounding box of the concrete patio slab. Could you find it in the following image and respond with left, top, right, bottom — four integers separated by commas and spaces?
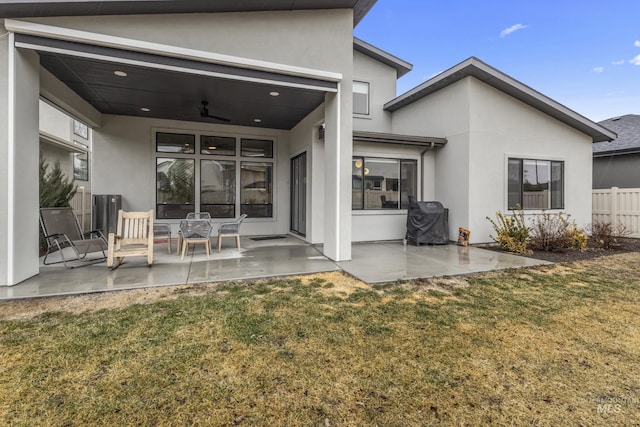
338, 241, 550, 283
0, 237, 551, 300
0, 236, 339, 300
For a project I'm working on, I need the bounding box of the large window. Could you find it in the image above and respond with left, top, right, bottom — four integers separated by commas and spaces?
353, 81, 370, 115
155, 132, 274, 219
156, 158, 195, 219
241, 162, 273, 217
508, 158, 564, 210
352, 157, 417, 210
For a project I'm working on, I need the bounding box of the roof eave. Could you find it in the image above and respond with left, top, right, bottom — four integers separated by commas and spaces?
0, 0, 377, 27
385, 57, 617, 143
353, 37, 413, 78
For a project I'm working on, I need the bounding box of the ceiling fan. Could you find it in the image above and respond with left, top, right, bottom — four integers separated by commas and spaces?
199, 101, 230, 123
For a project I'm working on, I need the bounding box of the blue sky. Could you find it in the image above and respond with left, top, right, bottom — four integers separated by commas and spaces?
354, 0, 640, 122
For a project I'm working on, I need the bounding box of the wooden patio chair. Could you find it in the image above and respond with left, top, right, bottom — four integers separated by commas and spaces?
40, 207, 108, 268
107, 210, 154, 268
216, 214, 248, 252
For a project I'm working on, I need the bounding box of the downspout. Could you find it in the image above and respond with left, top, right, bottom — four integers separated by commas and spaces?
420, 142, 434, 201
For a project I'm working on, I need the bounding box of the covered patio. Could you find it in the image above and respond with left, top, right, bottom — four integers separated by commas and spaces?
0, 238, 549, 300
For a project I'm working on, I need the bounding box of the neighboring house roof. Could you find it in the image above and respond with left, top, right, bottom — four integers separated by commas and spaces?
0, 0, 377, 26
593, 115, 640, 156
384, 57, 617, 144
353, 38, 413, 78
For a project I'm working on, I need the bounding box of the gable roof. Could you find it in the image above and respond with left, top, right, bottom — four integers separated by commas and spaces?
593, 115, 640, 156
353, 38, 413, 78
0, 0, 377, 26
384, 57, 616, 143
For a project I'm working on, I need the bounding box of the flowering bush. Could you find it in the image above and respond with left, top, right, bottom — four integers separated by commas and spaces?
486, 205, 530, 254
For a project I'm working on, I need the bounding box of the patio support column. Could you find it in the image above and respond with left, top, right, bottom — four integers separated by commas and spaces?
322, 82, 352, 261
0, 37, 40, 286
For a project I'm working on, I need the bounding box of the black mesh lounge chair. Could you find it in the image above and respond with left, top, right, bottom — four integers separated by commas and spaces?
40, 207, 108, 268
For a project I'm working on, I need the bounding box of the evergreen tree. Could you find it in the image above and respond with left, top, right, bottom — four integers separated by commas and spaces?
39, 157, 77, 207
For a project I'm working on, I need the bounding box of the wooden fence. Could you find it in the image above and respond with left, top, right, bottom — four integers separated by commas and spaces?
70, 186, 92, 233
592, 187, 640, 237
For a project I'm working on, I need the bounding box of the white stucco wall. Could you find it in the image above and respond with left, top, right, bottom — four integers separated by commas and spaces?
467, 78, 593, 242
93, 115, 291, 237
29, 10, 353, 73
39, 100, 71, 142
388, 76, 594, 244
0, 27, 11, 284
289, 104, 325, 243
391, 79, 472, 243
352, 50, 396, 133
10, 48, 41, 285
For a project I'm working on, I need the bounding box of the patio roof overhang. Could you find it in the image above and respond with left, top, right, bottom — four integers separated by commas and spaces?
353, 130, 447, 149
9, 20, 341, 130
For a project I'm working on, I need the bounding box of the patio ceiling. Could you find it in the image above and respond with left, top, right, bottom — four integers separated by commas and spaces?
18, 34, 335, 130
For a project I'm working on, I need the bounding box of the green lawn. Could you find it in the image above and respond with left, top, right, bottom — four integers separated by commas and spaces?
1, 255, 639, 426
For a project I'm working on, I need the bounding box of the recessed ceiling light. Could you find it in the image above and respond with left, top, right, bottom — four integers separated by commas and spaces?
253, 118, 262, 123
114, 70, 127, 77
269, 91, 280, 97
208, 146, 217, 150
140, 107, 150, 112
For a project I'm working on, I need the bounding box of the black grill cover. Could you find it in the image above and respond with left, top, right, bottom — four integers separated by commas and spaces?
406, 198, 449, 245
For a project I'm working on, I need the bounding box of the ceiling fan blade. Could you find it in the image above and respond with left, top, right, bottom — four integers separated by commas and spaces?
200, 100, 231, 123
207, 114, 231, 123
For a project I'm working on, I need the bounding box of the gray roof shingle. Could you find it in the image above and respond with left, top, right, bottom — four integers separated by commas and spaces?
593, 114, 640, 156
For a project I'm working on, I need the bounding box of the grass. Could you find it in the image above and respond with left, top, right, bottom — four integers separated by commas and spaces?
1, 257, 640, 426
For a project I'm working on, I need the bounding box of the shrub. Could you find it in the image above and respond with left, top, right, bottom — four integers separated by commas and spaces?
528, 212, 587, 252
566, 222, 588, 251
487, 205, 530, 254
586, 220, 629, 249
39, 157, 77, 208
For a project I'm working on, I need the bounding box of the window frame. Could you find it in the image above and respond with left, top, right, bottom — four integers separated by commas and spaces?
352, 155, 418, 211
153, 129, 276, 220
353, 80, 370, 116
507, 157, 565, 211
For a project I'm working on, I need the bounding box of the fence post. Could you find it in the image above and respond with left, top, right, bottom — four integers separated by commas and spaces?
611, 187, 618, 226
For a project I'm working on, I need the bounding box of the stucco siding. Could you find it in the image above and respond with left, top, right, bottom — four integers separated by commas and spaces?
289, 104, 325, 243
467, 77, 593, 242
352, 50, 395, 133
28, 10, 353, 74
0, 27, 10, 284
391, 79, 472, 243
593, 154, 640, 189
12, 48, 41, 284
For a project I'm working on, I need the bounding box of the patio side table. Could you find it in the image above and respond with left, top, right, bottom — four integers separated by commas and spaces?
153, 222, 172, 254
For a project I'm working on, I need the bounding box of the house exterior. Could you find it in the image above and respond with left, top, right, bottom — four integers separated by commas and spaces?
593, 115, 640, 189
0, 1, 615, 286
